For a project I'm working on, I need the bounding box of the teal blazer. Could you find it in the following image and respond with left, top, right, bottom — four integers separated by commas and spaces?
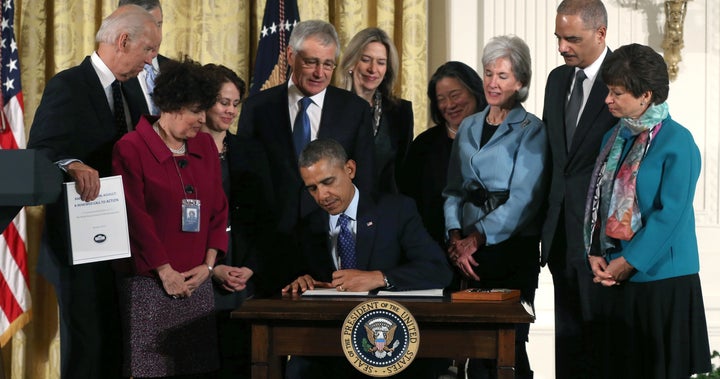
599, 115, 701, 282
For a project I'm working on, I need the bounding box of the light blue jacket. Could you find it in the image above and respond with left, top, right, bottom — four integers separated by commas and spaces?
443, 104, 548, 245
601, 116, 701, 282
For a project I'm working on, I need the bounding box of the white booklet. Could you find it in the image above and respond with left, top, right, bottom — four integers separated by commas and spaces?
302, 288, 369, 297
65, 175, 131, 265
376, 288, 444, 297
302, 288, 444, 298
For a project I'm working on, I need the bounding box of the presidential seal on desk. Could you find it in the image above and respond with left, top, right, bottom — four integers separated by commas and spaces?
341, 299, 420, 377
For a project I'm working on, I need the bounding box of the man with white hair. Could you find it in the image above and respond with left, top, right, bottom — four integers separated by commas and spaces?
27, 5, 160, 377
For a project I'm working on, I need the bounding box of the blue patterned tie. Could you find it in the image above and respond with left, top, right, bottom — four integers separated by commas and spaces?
293, 97, 312, 156
337, 213, 357, 269
144, 64, 159, 115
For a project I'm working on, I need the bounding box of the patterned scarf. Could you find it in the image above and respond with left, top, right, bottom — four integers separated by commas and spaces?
583, 102, 669, 256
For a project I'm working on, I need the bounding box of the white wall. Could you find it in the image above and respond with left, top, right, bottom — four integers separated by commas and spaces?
430, 1, 720, 378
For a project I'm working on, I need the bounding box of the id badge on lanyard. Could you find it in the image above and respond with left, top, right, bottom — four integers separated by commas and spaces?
182, 199, 201, 232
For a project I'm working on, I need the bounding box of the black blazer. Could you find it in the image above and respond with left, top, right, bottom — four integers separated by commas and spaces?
296, 192, 453, 291
237, 83, 375, 294
375, 97, 413, 193
28, 56, 148, 262
214, 132, 275, 309
540, 49, 618, 265
398, 125, 453, 245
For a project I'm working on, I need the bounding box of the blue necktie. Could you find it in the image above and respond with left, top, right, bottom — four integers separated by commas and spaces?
144, 64, 159, 115
337, 213, 357, 269
293, 97, 312, 156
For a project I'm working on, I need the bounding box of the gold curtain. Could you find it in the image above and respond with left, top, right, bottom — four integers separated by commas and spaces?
3, 0, 427, 377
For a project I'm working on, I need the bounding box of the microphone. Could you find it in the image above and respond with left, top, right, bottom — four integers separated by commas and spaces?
184, 185, 195, 194
177, 159, 188, 168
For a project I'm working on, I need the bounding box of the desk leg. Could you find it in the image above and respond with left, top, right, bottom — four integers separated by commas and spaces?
496, 327, 516, 379
251, 324, 284, 379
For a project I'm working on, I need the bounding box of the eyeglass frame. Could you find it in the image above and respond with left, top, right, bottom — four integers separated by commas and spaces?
295, 51, 337, 72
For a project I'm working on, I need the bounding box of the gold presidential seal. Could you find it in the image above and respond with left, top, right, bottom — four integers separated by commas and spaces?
341, 299, 420, 377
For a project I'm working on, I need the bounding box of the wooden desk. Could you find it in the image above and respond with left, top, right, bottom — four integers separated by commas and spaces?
231, 295, 533, 379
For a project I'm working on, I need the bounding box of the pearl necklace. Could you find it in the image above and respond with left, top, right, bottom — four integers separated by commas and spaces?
153, 122, 186, 155
168, 143, 186, 155
485, 116, 501, 127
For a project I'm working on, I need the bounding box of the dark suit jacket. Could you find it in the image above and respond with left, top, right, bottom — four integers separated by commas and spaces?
26, 55, 148, 378
375, 97, 413, 193
541, 49, 618, 265
237, 84, 375, 294
214, 132, 275, 308
28, 56, 148, 263
296, 192, 453, 290
398, 125, 453, 245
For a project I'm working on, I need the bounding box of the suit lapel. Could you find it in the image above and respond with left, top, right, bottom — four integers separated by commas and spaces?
568, 49, 612, 160
354, 193, 376, 269
80, 58, 115, 129
547, 67, 573, 160
483, 105, 528, 148
122, 77, 149, 127
275, 85, 295, 151
317, 87, 336, 138
319, 211, 336, 272
568, 77, 608, 159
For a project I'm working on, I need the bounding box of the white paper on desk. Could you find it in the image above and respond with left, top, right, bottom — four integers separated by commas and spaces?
65, 175, 131, 265
302, 288, 445, 298
302, 288, 370, 296
376, 288, 445, 297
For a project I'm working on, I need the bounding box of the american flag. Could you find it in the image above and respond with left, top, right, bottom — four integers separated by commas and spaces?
0, 0, 30, 347
249, 0, 300, 95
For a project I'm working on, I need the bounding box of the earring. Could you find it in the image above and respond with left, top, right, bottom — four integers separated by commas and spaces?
348, 70, 353, 75
640, 101, 645, 106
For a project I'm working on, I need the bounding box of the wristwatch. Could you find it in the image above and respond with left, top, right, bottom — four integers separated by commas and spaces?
383, 275, 394, 289
207, 264, 214, 276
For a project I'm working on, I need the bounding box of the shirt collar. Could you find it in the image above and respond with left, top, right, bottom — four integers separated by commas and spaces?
150, 56, 160, 73
576, 47, 608, 83
329, 185, 359, 228
90, 51, 117, 88
288, 77, 327, 108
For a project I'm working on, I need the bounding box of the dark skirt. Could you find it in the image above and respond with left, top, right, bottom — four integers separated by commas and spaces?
466, 235, 540, 379
469, 234, 540, 290
118, 275, 218, 377
595, 273, 712, 379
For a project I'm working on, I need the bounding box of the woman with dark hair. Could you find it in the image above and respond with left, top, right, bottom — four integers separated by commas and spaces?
399, 61, 487, 246
443, 35, 547, 379
201, 64, 274, 378
339, 27, 413, 193
112, 58, 227, 378
586, 43, 711, 378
